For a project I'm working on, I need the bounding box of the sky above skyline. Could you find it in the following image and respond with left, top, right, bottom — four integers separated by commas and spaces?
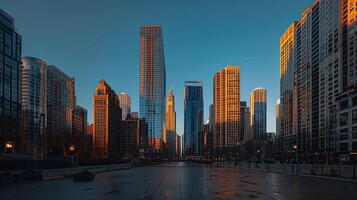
2, 0, 314, 135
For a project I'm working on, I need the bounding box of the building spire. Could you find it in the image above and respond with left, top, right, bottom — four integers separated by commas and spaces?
169, 85, 173, 96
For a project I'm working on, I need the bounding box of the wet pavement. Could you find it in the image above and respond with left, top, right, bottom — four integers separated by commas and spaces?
1, 162, 356, 200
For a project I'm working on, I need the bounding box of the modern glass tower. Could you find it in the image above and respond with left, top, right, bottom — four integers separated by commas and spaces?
184, 81, 203, 156
139, 26, 166, 151
21, 57, 47, 157
250, 88, 267, 141
0, 9, 22, 154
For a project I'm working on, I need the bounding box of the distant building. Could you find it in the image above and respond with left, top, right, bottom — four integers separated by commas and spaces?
139, 26, 166, 151
275, 98, 281, 136
93, 80, 121, 160
214, 66, 240, 151
250, 88, 267, 141
240, 101, 250, 143
118, 92, 131, 120
73, 105, 87, 138
131, 112, 138, 118
119, 114, 147, 159
73, 105, 89, 163
176, 134, 181, 159
165, 88, 177, 160
207, 104, 214, 155
21, 57, 47, 157
266, 132, 275, 142
47, 65, 76, 155
0, 9, 22, 154
87, 123, 94, 135
184, 81, 203, 156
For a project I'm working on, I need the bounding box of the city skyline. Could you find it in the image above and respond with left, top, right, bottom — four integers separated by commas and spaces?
0, 0, 316, 135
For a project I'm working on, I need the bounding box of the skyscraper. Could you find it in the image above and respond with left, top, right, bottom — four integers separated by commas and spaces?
0, 9, 22, 154
240, 101, 250, 142
93, 80, 121, 160
250, 88, 267, 141
279, 0, 357, 155
21, 57, 47, 157
279, 22, 295, 147
139, 26, 166, 151
184, 81, 203, 156
165, 88, 176, 160
47, 65, 76, 155
214, 66, 240, 151
118, 92, 131, 120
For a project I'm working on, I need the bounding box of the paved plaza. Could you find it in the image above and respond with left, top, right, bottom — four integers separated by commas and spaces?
1, 162, 356, 200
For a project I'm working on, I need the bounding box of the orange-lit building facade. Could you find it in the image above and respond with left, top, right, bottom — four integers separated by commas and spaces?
214, 65, 240, 150
165, 88, 177, 160
279, 22, 296, 145
93, 80, 121, 160
278, 0, 357, 156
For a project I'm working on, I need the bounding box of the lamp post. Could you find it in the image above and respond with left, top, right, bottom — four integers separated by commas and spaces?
293, 144, 298, 174
256, 149, 260, 168
69, 144, 76, 168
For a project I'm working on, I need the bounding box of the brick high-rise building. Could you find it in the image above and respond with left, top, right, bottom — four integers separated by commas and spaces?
93, 80, 121, 160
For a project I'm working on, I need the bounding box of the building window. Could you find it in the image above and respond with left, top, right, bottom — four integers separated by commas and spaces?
353, 110, 357, 124
340, 143, 348, 152
340, 100, 349, 110
353, 142, 357, 151
339, 112, 349, 126
352, 96, 357, 107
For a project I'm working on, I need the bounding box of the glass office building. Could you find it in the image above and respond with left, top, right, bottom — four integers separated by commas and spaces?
184, 81, 203, 156
139, 26, 166, 150
0, 9, 22, 154
21, 57, 47, 156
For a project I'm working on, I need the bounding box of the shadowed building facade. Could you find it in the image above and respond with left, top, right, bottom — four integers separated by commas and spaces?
250, 88, 267, 141
46, 65, 76, 155
93, 80, 121, 160
139, 26, 166, 151
0, 9, 21, 154
240, 101, 250, 142
120, 114, 148, 160
214, 66, 240, 152
184, 81, 203, 156
21, 57, 47, 157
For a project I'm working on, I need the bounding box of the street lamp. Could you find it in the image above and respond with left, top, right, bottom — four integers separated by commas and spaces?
4, 141, 13, 153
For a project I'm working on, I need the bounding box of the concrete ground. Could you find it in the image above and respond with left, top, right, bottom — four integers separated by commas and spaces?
0, 162, 356, 200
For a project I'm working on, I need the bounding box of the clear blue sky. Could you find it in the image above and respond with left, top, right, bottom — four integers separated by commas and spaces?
2, 0, 313, 135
